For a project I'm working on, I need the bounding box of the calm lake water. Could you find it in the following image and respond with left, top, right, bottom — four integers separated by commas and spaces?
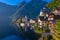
0, 17, 37, 40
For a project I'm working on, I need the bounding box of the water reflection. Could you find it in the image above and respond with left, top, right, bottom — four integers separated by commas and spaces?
1, 35, 20, 40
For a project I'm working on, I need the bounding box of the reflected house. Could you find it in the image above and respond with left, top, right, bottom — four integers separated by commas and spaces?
22, 16, 28, 23
20, 23, 25, 28
15, 16, 28, 28
29, 19, 35, 28
15, 18, 22, 28
29, 19, 35, 25
22, 16, 30, 27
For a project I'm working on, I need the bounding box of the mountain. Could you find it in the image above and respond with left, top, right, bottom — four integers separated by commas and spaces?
0, 2, 17, 38
16, 0, 27, 9
13, 0, 47, 19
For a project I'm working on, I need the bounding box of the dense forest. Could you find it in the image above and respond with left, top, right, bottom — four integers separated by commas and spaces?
46, 0, 60, 10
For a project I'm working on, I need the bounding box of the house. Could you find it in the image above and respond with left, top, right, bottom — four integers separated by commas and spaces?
52, 7, 60, 19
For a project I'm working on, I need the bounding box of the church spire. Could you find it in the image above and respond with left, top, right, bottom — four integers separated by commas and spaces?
39, 9, 44, 16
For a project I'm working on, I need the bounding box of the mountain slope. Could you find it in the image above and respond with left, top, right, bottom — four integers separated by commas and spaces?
46, 0, 60, 10
13, 0, 47, 19
16, 1, 27, 9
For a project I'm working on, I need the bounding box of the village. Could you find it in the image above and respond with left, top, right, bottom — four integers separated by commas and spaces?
13, 7, 60, 40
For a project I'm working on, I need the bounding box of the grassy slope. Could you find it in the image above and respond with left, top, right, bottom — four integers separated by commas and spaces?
54, 20, 60, 39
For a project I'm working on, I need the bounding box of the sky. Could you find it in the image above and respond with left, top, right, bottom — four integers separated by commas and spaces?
0, 0, 51, 5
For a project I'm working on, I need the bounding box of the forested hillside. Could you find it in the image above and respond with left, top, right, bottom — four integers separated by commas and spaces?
46, 0, 60, 10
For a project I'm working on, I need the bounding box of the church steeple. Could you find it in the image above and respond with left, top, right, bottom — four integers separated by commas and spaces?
39, 9, 44, 16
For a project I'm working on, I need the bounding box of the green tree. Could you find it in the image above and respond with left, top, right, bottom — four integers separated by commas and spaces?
46, 0, 60, 10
